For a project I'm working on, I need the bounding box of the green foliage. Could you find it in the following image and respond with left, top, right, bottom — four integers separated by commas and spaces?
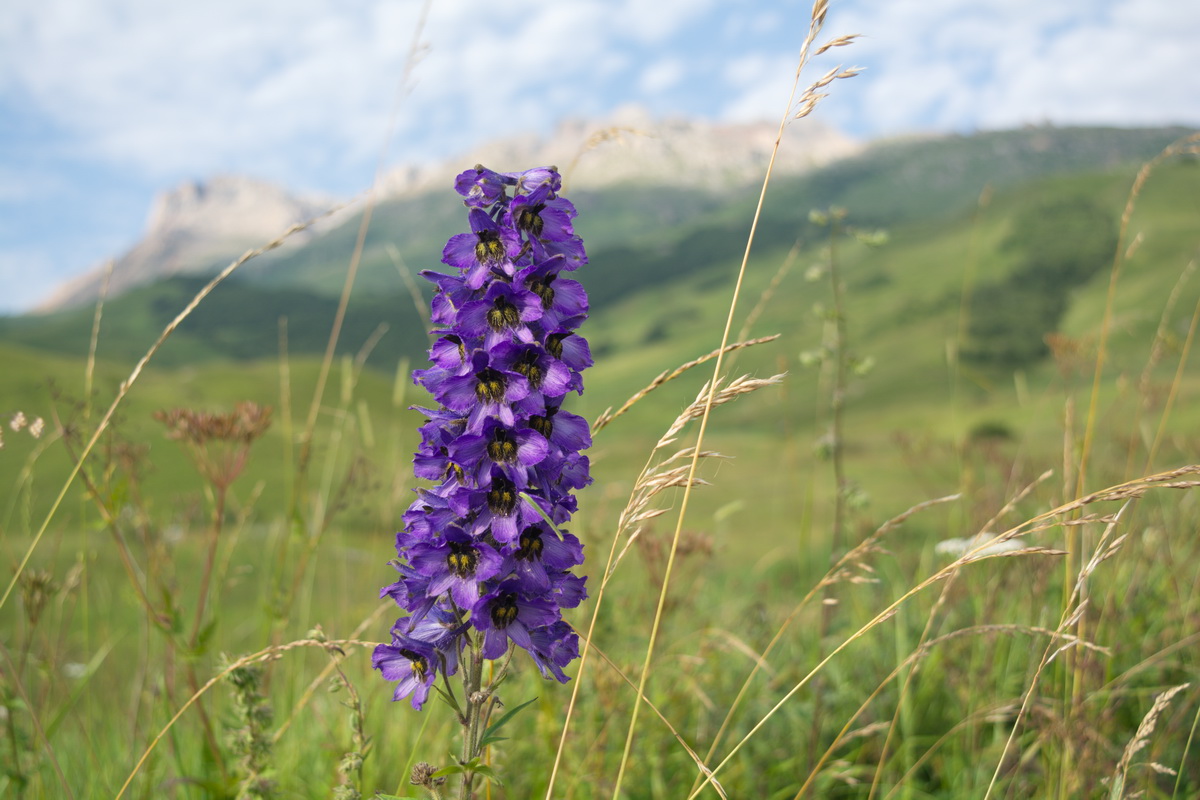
225, 660, 276, 799
963, 195, 1118, 366
476, 696, 537, 749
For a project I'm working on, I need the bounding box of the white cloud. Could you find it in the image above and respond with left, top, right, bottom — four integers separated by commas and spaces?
617, 0, 714, 43
639, 57, 685, 94
822, 0, 1200, 134
719, 52, 798, 122
1, 0, 419, 182
4, 0, 1195, 191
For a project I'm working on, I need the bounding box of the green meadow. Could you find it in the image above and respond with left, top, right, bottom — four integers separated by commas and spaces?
3, 124, 1200, 798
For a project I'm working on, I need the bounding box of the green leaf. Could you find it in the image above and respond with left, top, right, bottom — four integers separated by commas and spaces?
430, 759, 503, 785
1108, 771, 1125, 800
184, 617, 219, 659
478, 696, 538, 750
430, 764, 468, 779
518, 493, 566, 537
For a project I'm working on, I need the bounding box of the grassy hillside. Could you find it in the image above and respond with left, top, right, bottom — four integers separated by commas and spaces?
4, 151, 1198, 542
3, 128, 1199, 800
0, 276, 432, 369
3, 127, 1191, 373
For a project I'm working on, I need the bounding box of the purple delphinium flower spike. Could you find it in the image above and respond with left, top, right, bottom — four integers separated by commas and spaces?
376, 165, 589, 709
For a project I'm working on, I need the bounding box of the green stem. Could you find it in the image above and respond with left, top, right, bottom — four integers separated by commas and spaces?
458, 638, 486, 800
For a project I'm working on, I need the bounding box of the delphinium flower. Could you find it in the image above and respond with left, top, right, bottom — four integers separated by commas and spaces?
375, 165, 592, 717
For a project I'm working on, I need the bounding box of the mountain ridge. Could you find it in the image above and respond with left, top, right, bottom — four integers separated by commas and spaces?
38, 174, 337, 312
37, 107, 860, 312
6, 123, 1193, 376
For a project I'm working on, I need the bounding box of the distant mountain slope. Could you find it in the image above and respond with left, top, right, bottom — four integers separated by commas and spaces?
5, 125, 1193, 373
41, 109, 859, 312
3, 275, 430, 368
756, 125, 1193, 228
243, 124, 1194, 308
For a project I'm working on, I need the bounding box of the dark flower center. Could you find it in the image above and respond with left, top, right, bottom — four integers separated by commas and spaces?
516, 527, 544, 562
486, 297, 522, 331
546, 332, 571, 360
528, 412, 553, 439
475, 230, 507, 265
528, 274, 556, 309
515, 203, 546, 237
400, 648, 429, 680
474, 368, 507, 403
487, 476, 517, 516
511, 351, 544, 388
446, 540, 480, 578
440, 447, 464, 483
487, 429, 518, 463
445, 333, 465, 361
490, 592, 519, 628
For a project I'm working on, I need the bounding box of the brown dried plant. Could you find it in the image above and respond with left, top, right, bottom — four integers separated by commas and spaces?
156, 401, 273, 490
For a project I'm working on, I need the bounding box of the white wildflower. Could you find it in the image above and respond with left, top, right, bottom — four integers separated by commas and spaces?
935, 533, 1027, 558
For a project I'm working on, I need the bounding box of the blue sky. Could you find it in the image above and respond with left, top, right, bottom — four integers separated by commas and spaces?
2, 0, 1198, 313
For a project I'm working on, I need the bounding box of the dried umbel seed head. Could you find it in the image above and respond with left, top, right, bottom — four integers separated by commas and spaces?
155, 402, 273, 446
21, 569, 60, 628
156, 402, 274, 488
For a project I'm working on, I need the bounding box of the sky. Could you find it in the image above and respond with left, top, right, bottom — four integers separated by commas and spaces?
2, 0, 1198, 314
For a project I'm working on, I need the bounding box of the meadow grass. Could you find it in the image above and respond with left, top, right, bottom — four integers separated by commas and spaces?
4, 3, 1200, 797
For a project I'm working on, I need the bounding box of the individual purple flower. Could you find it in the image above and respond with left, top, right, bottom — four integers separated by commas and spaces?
431, 349, 532, 432
504, 523, 585, 592
515, 257, 589, 331
472, 580, 559, 659
373, 634, 438, 709
507, 185, 576, 242
528, 621, 580, 684
442, 209, 522, 289
455, 165, 508, 208
409, 527, 504, 609
456, 280, 544, 350
449, 417, 550, 488
491, 341, 572, 406
378, 165, 591, 709
507, 166, 560, 194
457, 467, 549, 543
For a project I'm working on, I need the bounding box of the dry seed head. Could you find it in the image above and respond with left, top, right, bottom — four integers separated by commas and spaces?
810, 0, 829, 28
155, 402, 273, 445
410, 762, 437, 788
816, 34, 860, 55
1115, 683, 1191, 780
21, 569, 60, 627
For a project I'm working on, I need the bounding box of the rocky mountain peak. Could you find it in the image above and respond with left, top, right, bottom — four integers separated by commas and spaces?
37, 175, 333, 312
38, 109, 860, 312
378, 105, 861, 196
